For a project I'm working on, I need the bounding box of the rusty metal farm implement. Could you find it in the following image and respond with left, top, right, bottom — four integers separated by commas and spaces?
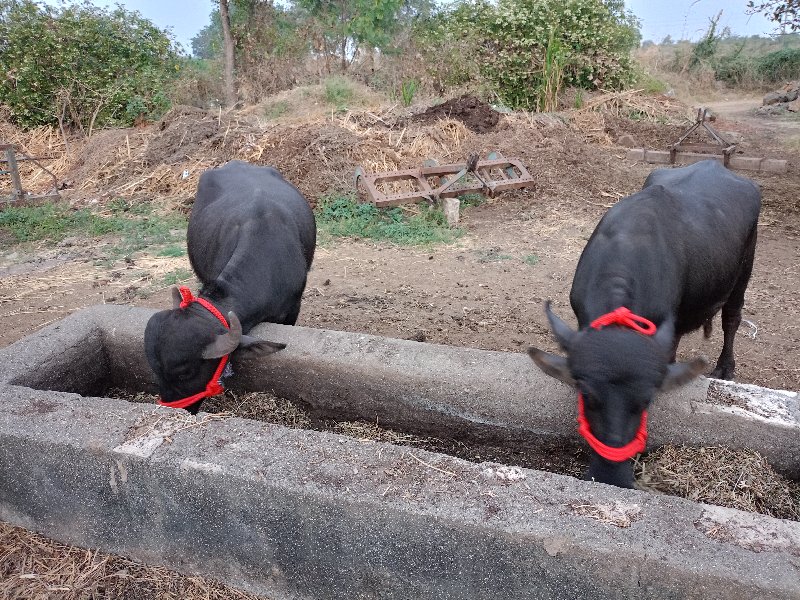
354, 152, 535, 226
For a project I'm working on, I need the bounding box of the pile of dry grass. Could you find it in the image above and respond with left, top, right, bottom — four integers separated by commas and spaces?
0, 123, 70, 196
575, 89, 689, 123
0, 102, 477, 209
0, 521, 267, 600
636, 444, 800, 521
568, 89, 692, 148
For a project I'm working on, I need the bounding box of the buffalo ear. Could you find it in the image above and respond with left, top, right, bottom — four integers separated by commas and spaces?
237, 335, 286, 356
544, 301, 576, 352
201, 311, 243, 359
171, 286, 183, 310
527, 347, 575, 386
660, 357, 708, 392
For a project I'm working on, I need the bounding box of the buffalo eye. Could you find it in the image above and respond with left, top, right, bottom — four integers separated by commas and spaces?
580, 386, 601, 411
173, 364, 195, 381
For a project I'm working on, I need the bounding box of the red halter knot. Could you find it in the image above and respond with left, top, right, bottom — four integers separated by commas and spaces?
178, 286, 195, 309
576, 305, 656, 462
158, 287, 231, 410
590, 306, 657, 336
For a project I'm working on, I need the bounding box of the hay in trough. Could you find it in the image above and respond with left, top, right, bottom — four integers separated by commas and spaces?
636, 444, 800, 521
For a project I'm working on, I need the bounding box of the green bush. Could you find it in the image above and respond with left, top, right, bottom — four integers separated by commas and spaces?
316, 194, 459, 245
0, 0, 180, 130
414, 0, 640, 110
756, 48, 800, 82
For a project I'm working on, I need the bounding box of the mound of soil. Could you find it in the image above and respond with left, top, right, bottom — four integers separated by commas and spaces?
143, 105, 251, 167
415, 95, 500, 133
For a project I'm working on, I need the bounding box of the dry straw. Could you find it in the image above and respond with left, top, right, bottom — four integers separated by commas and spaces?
636, 444, 800, 521
0, 521, 264, 600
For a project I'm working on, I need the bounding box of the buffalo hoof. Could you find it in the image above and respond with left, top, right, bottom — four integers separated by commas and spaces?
711, 363, 735, 380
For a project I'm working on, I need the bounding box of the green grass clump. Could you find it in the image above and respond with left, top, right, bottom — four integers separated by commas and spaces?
459, 193, 486, 207
315, 194, 459, 246
0, 201, 187, 256
264, 100, 289, 119
324, 76, 355, 111
157, 245, 187, 257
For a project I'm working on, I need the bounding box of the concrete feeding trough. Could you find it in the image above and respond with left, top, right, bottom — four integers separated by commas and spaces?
1, 305, 799, 599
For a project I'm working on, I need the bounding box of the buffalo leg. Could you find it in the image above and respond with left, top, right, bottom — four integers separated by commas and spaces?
669, 334, 682, 363
711, 229, 757, 380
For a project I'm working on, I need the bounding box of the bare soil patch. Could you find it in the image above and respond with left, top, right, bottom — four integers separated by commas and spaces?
414, 95, 500, 133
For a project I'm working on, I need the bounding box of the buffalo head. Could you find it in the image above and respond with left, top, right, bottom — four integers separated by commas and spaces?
144, 287, 285, 413
528, 302, 706, 488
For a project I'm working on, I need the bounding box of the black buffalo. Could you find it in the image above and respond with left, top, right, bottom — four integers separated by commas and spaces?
144, 161, 316, 413
529, 160, 761, 488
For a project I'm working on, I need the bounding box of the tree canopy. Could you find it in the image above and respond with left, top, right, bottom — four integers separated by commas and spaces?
747, 1, 800, 32
0, 0, 179, 130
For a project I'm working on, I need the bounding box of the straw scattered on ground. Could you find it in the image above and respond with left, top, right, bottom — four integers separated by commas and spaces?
0, 521, 269, 600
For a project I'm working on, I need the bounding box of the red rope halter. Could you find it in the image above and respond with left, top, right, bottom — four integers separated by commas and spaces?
577, 306, 657, 462
158, 287, 230, 410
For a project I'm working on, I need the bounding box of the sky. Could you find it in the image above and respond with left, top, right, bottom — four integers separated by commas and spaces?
41, 0, 783, 54
625, 0, 779, 43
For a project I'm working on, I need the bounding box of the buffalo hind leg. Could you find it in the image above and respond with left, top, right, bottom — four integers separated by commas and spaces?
711, 229, 757, 380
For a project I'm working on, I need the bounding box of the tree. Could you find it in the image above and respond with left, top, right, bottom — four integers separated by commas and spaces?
747, 1, 800, 33
191, 14, 222, 59
661, 34, 674, 45
0, 0, 178, 130
219, 0, 237, 107
295, 0, 405, 72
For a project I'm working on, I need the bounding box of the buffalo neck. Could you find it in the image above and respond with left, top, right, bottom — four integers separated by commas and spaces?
575, 263, 677, 329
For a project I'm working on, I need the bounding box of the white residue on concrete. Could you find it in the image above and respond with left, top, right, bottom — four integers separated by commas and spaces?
180, 459, 223, 474
707, 379, 799, 427
112, 413, 188, 458
481, 465, 527, 482
697, 505, 800, 555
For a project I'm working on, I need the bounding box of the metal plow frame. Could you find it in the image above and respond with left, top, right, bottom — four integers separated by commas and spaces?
354, 153, 535, 208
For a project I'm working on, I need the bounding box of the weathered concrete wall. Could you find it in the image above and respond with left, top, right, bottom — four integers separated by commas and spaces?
1, 385, 799, 600
1, 305, 798, 479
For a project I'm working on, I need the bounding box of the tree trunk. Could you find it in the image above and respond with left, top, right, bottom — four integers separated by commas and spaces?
219, 0, 236, 108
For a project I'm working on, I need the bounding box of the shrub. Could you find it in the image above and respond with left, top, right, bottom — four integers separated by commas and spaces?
415, 0, 640, 110
0, 0, 180, 130
756, 47, 800, 82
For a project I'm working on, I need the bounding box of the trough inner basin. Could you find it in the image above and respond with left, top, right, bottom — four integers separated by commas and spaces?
5, 305, 799, 521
